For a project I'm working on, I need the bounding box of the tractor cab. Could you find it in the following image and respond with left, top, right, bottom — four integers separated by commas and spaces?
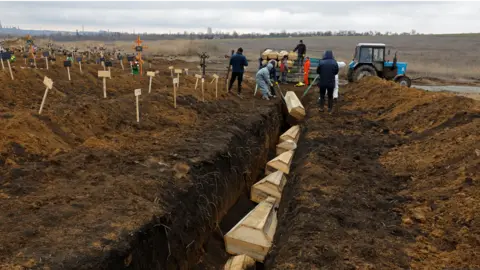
348, 43, 411, 87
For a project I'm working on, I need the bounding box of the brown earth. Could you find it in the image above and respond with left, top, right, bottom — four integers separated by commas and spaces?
0, 54, 287, 269
265, 77, 479, 269
2, 51, 479, 270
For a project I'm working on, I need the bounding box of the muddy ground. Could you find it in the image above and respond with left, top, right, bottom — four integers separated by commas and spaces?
2, 52, 479, 270
0, 55, 287, 269
265, 77, 479, 269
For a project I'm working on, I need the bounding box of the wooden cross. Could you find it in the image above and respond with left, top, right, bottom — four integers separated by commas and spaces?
132, 35, 148, 76
199, 52, 208, 79
26, 35, 37, 69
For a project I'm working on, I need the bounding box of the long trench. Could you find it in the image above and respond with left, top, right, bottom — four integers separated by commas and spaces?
94, 100, 286, 269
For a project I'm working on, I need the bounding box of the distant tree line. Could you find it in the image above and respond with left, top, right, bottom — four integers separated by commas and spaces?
2, 29, 420, 42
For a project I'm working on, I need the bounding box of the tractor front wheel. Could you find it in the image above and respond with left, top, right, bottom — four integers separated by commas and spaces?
352, 65, 377, 82
394, 76, 412, 87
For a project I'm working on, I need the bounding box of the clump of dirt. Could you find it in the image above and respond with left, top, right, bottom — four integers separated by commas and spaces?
343, 77, 478, 134
0, 55, 282, 269
266, 78, 479, 269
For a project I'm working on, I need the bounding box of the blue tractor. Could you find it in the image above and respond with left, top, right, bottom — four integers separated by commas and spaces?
347, 43, 412, 87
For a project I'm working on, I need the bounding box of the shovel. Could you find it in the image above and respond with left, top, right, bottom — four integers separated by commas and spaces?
275, 82, 287, 105
301, 75, 319, 99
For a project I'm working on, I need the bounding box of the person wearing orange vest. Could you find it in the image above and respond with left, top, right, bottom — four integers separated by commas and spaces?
303, 56, 311, 85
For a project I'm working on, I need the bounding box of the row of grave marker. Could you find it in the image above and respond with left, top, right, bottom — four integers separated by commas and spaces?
37, 67, 220, 119
1, 51, 153, 82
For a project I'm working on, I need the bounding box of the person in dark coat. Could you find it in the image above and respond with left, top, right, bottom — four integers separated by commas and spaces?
316, 50, 339, 113
293, 40, 307, 67
228, 47, 248, 96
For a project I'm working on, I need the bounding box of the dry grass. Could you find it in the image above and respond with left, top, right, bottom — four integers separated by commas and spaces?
56, 34, 480, 81
57, 39, 220, 57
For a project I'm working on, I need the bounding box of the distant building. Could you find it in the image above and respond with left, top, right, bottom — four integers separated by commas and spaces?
207, 27, 212, 35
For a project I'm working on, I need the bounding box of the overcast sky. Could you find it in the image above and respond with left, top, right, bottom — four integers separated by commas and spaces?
1, 1, 479, 34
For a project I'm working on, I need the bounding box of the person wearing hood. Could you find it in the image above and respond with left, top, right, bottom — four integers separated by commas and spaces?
228, 47, 249, 97
316, 50, 339, 113
256, 63, 274, 100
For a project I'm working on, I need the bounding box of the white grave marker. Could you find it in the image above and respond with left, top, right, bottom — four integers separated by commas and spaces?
174, 68, 182, 88
184, 68, 189, 75
211, 74, 219, 99
201, 77, 205, 102
39, 76, 54, 114
146, 71, 155, 93
134, 88, 141, 122
194, 74, 202, 90
7, 59, 13, 80
98, 70, 111, 98
168, 66, 174, 77
173, 77, 179, 108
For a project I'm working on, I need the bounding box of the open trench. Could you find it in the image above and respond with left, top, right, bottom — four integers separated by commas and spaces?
94, 98, 288, 270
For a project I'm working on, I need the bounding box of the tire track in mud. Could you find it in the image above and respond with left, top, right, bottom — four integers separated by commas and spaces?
265, 94, 414, 269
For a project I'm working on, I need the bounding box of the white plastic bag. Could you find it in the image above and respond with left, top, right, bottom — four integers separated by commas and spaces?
334, 62, 345, 99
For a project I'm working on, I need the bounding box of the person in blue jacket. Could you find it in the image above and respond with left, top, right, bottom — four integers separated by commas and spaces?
228, 47, 248, 96
316, 50, 339, 113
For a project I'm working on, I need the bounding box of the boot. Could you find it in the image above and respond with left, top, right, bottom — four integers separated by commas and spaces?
318, 98, 325, 112
328, 99, 333, 114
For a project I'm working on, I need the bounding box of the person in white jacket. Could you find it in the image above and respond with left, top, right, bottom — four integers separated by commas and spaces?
333, 61, 346, 106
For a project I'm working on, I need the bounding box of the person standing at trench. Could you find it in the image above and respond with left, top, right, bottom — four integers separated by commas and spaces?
316, 50, 339, 113
228, 47, 249, 97
293, 40, 307, 69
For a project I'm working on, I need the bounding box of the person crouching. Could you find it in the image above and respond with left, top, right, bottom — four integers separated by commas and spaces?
256, 63, 274, 100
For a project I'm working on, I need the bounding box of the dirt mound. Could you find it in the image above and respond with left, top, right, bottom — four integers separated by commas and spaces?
266, 78, 479, 269
343, 77, 478, 134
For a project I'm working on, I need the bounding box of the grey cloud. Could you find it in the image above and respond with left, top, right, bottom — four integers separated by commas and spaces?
0, 1, 479, 34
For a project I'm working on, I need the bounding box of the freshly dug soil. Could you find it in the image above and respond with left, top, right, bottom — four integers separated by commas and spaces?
265, 77, 479, 269
0, 57, 284, 269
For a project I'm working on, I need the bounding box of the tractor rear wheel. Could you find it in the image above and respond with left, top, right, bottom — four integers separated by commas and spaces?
352, 65, 377, 82
394, 76, 412, 87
